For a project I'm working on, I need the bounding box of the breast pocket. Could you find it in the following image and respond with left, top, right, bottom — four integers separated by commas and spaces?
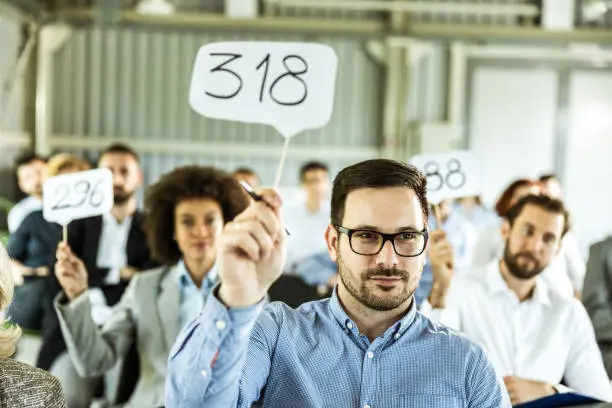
398, 394, 464, 408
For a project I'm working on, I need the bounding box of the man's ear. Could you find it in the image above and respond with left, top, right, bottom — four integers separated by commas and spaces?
325, 225, 339, 262
501, 219, 511, 241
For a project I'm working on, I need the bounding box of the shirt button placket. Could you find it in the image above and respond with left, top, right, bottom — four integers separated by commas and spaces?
361, 350, 376, 408
512, 304, 522, 374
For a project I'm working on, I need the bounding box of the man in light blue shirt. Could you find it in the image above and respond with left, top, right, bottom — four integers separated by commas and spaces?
166, 159, 510, 408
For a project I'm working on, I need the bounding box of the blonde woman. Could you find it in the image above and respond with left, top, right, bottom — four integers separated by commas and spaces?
0, 242, 66, 407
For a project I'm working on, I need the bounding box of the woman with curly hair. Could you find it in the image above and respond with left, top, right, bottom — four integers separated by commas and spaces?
0, 242, 66, 407
52, 166, 249, 408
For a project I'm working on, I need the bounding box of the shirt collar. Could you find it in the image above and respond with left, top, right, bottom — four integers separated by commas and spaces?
102, 212, 133, 227
486, 260, 551, 307
328, 287, 418, 341
176, 259, 219, 291
26, 196, 42, 205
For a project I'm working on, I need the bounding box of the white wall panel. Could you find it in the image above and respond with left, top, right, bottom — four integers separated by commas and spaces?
468, 66, 558, 206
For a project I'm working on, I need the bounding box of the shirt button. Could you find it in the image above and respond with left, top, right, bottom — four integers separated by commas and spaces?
367, 351, 374, 359
364, 404, 371, 408
394, 333, 401, 340
200, 369, 208, 377
216, 320, 226, 331
346, 322, 353, 330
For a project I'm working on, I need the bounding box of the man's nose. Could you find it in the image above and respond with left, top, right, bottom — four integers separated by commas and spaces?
376, 239, 399, 267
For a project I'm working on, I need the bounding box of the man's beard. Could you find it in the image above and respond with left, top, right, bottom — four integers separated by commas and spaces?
503, 244, 545, 280
113, 189, 133, 205
337, 253, 415, 311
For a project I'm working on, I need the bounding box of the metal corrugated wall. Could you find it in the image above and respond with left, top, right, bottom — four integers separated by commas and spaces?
0, 10, 23, 136
44, 1, 612, 28
60, 146, 363, 194
400, 43, 449, 156
49, 27, 383, 186
47, 0, 550, 25
51, 0, 225, 13
0, 8, 26, 228
407, 44, 447, 123
407, 0, 530, 25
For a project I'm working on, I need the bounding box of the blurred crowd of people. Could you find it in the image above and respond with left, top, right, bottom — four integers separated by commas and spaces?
1, 143, 612, 407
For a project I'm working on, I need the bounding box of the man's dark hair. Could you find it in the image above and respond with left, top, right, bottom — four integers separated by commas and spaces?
99, 143, 140, 164
15, 153, 46, 170
143, 166, 249, 264
506, 194, 570, 237
300, 161, 329, 182
539, 173, 558, 183
331, 159, 429, 226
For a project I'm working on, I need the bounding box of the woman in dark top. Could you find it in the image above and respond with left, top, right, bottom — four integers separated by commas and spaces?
7, 154, 90, 330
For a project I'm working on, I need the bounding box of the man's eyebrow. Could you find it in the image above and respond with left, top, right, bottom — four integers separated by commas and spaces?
351, 225, 422, 233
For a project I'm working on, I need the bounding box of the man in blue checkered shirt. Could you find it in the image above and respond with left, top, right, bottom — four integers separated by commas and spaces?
166, 159, 511, 408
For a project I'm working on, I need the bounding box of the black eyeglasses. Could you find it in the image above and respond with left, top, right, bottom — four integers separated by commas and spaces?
335, 226, 428, 257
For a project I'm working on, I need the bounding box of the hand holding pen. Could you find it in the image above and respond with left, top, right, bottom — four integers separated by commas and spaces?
238, 180, 291, 236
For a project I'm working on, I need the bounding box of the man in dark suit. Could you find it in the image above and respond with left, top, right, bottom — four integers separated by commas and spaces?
38, 144, 159, 407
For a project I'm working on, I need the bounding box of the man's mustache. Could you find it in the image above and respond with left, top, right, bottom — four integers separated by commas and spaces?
515, 252, 538, 263
365, 268, 408, 279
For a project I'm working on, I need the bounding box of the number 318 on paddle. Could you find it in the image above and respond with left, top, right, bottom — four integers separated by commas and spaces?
189, 42, 338, 139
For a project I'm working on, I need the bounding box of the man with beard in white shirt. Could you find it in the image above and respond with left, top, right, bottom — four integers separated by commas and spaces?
422, 194, 612, 406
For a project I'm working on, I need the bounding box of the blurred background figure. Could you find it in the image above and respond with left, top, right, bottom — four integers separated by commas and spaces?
429, 198, 476, 272
273, 161, 337, 303
283, 161, 332, 275
52, 166, 248, 408
41, 144, 159, 408
583, 234, 612, 378
414, 198, 476, 307
0, 242, 66, 408
455, 196, 498, 232
7, 153, 90, 332
539, 174, 563, 199
7, 154, 46, 234
537, 173, 585, 298
473, 177, 584, 298
425, 194, 611, 405
233, 167, 261, 188
472, 178, 541, 267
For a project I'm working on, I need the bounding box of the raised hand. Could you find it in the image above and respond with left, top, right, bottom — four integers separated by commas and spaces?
55, 242, 89, 301
217, 189, 287, 308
